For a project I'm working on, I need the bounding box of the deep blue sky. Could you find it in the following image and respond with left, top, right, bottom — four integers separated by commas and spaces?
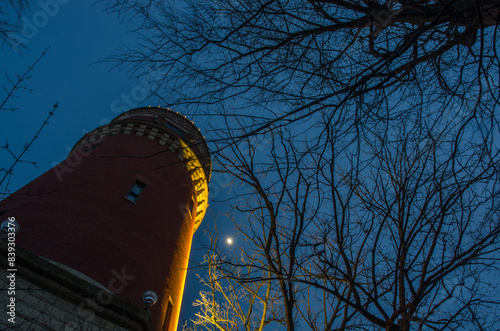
0, 1, 235, 327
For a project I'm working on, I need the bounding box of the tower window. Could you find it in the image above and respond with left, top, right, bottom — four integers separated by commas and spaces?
164, 121, 186, 136
125, 181, 146, 203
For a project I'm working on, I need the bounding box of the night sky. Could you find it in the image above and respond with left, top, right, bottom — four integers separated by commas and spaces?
1, 1, 233, 326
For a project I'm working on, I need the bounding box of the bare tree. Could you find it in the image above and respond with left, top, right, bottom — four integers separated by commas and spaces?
0, 50, 58, 198
99, 1, 500, 329
0, 0, 31, 47
184, 110, 500, 330
1, 48, 46, 112
102, 0, 499, 140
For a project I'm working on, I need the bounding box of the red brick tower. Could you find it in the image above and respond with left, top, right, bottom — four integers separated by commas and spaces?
0, 107, 211, 330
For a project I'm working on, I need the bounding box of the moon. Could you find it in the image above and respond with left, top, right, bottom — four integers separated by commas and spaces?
226, 238, 233, 245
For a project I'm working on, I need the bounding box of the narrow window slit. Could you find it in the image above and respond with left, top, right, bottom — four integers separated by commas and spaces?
125, 181, 146, 203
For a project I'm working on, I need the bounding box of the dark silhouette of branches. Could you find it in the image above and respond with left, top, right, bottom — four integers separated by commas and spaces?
103, 0, 499, 142
101, 1, 500, 330
0, 104, 58, 194
186, 109, 500, 330
0, 103, 58, 198
0, 48, 47, 111
0, 50, 57, 198
0, 0, 31, 46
